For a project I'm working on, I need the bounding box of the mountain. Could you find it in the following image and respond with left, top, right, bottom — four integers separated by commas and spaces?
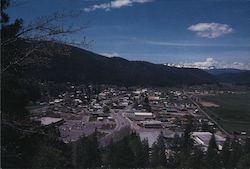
204, 68, 250, 85
214, 71, 250, 85
24, 44, 216, 86
205, 68, 247, 75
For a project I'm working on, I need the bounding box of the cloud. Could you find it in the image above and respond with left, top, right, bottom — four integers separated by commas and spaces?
188, 23, 233, 38
221, 62, 250, 70
181, 57, 250, 70
185, 57, 218, 69
100, 52, 120, 57
145, 40, 247, 47
83, 0, 152, 12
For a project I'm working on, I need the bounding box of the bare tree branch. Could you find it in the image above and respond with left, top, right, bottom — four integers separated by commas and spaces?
1, 9, 91, 73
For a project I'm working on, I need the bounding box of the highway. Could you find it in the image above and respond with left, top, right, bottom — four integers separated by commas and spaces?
99, 108, 132, 146
185, 93, 231, 136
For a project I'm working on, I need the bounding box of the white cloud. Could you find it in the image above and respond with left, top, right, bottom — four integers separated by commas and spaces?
188, 23, 233, 38
180, 57, 250, 70
83, 0, 152, 12
182, 57, 218, 69
100, 52, 120, 57
145, 40, 247, 47
221, 62, 250, 70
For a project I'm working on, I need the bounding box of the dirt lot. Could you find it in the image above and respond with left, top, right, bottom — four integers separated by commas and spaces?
200, 101, 219, 107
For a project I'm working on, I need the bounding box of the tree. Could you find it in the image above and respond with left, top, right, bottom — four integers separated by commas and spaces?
228, 137, 243, 168
141, 139, 150, 167
74, 131, 101, 168
186, 146, 205, 169
243, 137, 250, 154
237, 153, 250, 169
1, 3, 88, 74
151, 142, 160, 167
220, 137, 231, 168
32, 144, 70, 169
182, 118, 194, 155
128, 133, 149, 167
166, 134, 182, 168
103, 105, 110, 114
205, 134, 222, 169
150, 132, 167, 167
112, 136, 135, 168
1, 1, 88, 168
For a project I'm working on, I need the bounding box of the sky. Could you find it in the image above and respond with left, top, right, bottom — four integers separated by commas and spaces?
7, 0, 250, 69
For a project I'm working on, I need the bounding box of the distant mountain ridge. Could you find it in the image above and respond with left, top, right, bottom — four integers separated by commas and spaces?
24, 44, 216, 86
205, 68, 248, 75
205, 68, 250, 85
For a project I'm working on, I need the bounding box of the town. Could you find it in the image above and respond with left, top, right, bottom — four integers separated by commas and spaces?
29, 83, 248, 154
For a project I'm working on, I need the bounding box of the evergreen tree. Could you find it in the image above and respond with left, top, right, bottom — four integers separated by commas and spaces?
32, 144, 69, 169
237, 153, 250, 169
105, 140, 115, 168
186, 146, 205, 169
151, 142, 160, 167
182, 119, 193, 155
205, 134, 222, 169
228, 137, 242, 168
150, 132, 167, 167
114, 136, 135, 168
244, 137, 250, 154
129, 133, 149, 167
74, 131, 101, 168
220, 137, 231, 168
166, 134, 182, 168
158, 132, 167, 167
141, 139, 150, 167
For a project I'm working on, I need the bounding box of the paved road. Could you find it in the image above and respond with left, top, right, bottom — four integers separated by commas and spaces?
99, 108, 132, 146
186, 93, 230, 136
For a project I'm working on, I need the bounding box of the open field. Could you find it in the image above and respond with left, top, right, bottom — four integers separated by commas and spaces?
200, 101, 219, 107
201, 92, 250, 134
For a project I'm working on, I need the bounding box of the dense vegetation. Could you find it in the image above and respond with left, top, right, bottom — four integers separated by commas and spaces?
19, 44, 216, 86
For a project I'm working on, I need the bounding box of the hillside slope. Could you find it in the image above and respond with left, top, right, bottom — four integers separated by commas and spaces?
25, 44, 216, 86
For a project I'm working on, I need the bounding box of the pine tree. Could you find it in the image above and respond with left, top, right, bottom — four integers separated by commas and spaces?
158, 132, 167, 167
220, 137, 231, 168
74, 131, 102, 168
205, 134, 222, 169
141, 139, 150, 167
228, 137, 242, 168
166, 134, 182, 168
151, 142, 160, 167
150, 132, 167, 167
182, 118, 193, 155
186, 146, 205, 169
237, 153, 250, 169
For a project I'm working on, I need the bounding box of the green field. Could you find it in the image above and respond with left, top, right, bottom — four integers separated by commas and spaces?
201, 92, 250, 134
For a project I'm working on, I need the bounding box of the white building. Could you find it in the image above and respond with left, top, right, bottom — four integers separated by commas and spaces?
191, 132, 226, 151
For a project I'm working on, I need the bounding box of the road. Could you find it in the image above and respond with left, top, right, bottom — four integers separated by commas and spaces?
99, 107, 132, 146
186, 93, 230, 136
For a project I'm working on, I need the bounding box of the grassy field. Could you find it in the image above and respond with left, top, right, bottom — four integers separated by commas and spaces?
201, 92, 250, 134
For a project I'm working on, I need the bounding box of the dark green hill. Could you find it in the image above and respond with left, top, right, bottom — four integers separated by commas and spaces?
24, 44, 216, 86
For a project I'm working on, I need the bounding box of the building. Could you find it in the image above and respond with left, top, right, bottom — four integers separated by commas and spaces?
134, 112, 154, 121
39, 117, 64, 126
191, 132, 226, 151
140, 120, 163, 128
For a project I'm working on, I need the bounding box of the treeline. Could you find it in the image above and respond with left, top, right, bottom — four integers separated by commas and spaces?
3, 123, 250, 169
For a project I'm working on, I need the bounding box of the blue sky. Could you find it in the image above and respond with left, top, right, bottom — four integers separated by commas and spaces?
7, 0, 250, 69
